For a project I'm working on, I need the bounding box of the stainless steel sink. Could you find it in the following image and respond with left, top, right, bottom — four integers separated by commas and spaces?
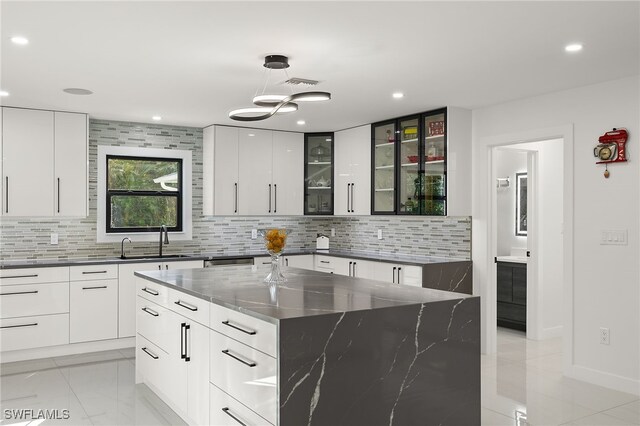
119, 254, 192, 260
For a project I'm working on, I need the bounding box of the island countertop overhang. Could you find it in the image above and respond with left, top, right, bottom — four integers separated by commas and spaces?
134, 265, 475, 325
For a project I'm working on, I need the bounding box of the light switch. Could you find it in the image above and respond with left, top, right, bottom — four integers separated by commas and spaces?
50, 233, 59, 245
377, 229, 383, 240
251, 229, 257, 240
600, 230, 627, 245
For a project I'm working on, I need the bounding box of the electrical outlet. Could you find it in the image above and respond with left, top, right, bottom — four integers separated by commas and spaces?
50, 233, 59, 245
377, 229, 383, 240
600, 230, 628, 245
251, 229, 258, 240
331, 228, 335, 237
600, 327, 610, 345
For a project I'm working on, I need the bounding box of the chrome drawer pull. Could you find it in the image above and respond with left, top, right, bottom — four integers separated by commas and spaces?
222, 408, 247, 426
82, 270, 107, 275
142, 307, 159, 317
221, 349, 256, 367
320, 260, 330, 264
141, 347, 158, 360
0, 290, 38, 296
174, 300, 197, 312
1, 322, 38, 329
82, 286, 107, 290
142, 287, 159, 296
222, 320, 257, 335
2, 274, 38, 279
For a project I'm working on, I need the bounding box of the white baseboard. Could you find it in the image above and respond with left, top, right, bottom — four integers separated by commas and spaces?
567, 364, 640, 396
0, 337, 135, 363
540, 325, 563, 339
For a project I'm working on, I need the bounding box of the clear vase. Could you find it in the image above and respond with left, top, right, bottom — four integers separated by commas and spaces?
263, 253, 287, 284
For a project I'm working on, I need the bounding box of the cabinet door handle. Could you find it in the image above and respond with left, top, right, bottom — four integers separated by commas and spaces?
57, 178, 61, 213
165, 264, 169, 270
353, 262, 357, 277
268, 184, 272, 213
1, 274, 38, 280
1, 322, 38, 330
222, 320, 257, 335
349, 261, 352, 276
184, 323, 191, 362
221, 408, 247, 426
142, 287, 159, 296
397, 267, 402, 284
261, 261, 270, 265
350, 182, 355, 212
82, 285, 108, 290
221, 349, 256, 367
174, 300, 198, 312
5, 176, 8, 213
0, 290, 38, 296
82, 270, 107, 275
141, 347, 158, 360
234, 183, 238, 213
274, 183, 277, 213
285, 258, 289, 266
158, 265, 161, 270
142, 307, 159, 317
320, 260, 330, 264
392, 267, 397, 283
180, 322, 186, 360
347, 183, 351, 213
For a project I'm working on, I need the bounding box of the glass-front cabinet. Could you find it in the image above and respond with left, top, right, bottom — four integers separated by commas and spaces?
304, 133, 334, 215
371, 108, 447, 215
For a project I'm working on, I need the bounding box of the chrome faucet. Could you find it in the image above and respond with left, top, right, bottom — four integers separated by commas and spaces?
120, 237, 131, 259
159, 225, 169, 257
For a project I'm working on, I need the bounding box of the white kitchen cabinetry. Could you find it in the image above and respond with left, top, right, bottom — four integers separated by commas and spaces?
334, 125, 371, 216
315, 255, 349, 276
210, 383, 272, 426
119, 260, 203, 339
372, 262, 423, 286
69, 264, 118, 343
283, 254, 314, 270
1, 107, 87, 217
204, 125, 304, 216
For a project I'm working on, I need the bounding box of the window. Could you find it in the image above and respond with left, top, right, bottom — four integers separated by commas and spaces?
106, 155, 183, 233
97, 146, 192, 243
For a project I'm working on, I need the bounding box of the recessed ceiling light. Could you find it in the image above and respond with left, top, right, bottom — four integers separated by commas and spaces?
248, 133, 255, 137
297, 120, 306, 125
392, 92, 404, 99
63, 88, 93, 95
10, 36, 29, 45
565, 43, 583, 53
152, 116, 162, 121
0, 91, 9, 97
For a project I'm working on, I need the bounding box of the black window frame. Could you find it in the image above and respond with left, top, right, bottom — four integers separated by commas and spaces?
105, 154, 183, 234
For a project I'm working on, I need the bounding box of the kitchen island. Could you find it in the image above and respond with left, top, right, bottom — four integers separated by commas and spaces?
134, 265, 480, 426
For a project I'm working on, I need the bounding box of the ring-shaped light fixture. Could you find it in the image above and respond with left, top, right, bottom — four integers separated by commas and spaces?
229, 92, 330, 121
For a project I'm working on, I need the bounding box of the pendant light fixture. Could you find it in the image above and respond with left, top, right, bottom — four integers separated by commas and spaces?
229, 55, 331, 122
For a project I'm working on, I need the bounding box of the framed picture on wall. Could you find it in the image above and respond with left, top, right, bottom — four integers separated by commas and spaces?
516, 172, 527, 236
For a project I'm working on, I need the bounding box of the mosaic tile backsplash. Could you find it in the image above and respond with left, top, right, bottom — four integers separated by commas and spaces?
0, 120, 471, 261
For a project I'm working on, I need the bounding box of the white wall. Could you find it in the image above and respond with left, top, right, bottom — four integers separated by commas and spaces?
472, 75, 640, 394
495, 149, 527, 256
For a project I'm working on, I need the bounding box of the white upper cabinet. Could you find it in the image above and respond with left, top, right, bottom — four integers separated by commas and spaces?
238, 128, 273, 215
334, 124, 371, 215
203, 125, 304, 216
1, 107, 87, 217
54, 112, 88, 217
272, 131, 303, 215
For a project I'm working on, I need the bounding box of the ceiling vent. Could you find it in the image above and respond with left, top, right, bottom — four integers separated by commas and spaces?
284, 77, 319, 86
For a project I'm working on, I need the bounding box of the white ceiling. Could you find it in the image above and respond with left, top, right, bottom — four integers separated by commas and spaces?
1, 1, 638, 132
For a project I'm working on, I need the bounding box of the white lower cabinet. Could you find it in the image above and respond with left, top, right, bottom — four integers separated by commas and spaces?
0, 282, 69, 319
69, 279, 118, 343
209, 329, 277, 425
210, 383, 273, 426
372, 262, 423, 286
186, 321, 210, 425
283, 254, 314, 270
0, 313, 69, 351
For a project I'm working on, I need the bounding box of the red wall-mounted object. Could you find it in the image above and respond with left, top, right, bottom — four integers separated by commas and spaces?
594, 128, 628, 164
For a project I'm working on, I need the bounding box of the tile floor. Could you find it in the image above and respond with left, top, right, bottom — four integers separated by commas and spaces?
0, 329, 638, 425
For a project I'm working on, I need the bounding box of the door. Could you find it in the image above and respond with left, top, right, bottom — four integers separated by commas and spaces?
334, 129, 351, 215
305, 133, 334, 215
69, 279, 118, 343
2, 108, 54, 216
273, 131, 304, 215
334, 125, 371, 215
213, 126, 240, 215
397, 116, 420, 214
187, 321, 210, 425
372, 121, 396, 214
238, 128, 272, 215
119, 262, 162, 338
422, 109, 447, 215
54, 112, 87, 217
163, 260, 204, 270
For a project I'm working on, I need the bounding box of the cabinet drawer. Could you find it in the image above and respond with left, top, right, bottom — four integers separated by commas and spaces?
70, 264, 118, 281
0, 267, 69, 286
136, 278, 170, 306
0, 282, 69, 319
399, 265, 422, 287
210, 330, 277, 425
497, 302, 526, 324
512, 267, 527, 305
315, 256, 336, 269
0, 313, 69, 352
167, 287, 209, 326
69, 279, 118, 343
210, 303, 277, 358
136, 297, 180, 356
210, 383, 274, 426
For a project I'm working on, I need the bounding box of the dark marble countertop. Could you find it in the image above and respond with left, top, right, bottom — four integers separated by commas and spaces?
135, 265, 473, 324
1, 249, 468, 269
